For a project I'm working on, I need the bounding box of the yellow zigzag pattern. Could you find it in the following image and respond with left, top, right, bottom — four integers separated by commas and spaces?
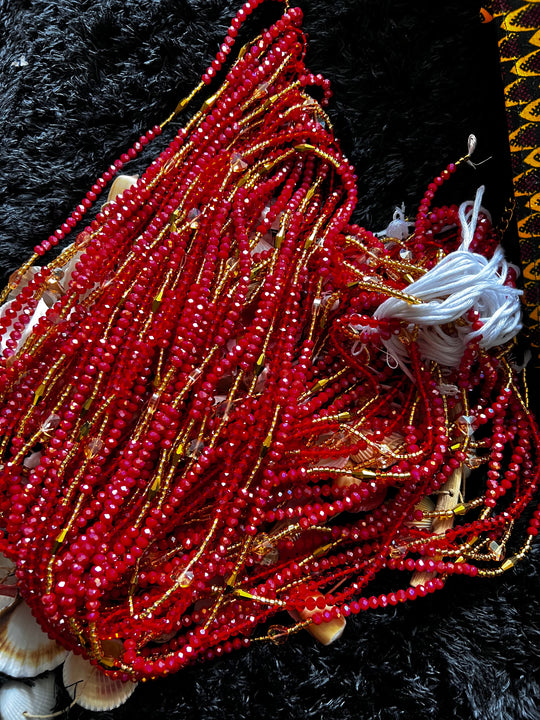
489, 2, 540, 354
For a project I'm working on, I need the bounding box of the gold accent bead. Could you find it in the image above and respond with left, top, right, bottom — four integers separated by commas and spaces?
151, 289, 164, 313
501, 557, 517, 571
32, 383, 46, 405
294, 143, 316, 152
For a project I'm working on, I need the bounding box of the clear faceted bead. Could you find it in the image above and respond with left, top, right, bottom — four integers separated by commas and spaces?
231, 152, 248, 172
85, 437, 104, 458
457, 415, 478, 437
188, 208, 201, 229
41, 413, 60, 434
178, 570, 194, 588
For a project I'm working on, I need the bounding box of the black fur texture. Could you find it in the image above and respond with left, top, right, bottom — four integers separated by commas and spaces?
1, 1, 539, 719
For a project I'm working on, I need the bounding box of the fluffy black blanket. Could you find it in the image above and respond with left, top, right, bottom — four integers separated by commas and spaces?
1, 1, 539, 719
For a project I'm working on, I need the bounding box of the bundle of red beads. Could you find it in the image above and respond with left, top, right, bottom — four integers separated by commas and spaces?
0, 0, 538, 685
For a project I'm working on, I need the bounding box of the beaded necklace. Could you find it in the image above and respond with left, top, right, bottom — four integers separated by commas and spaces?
0, 0, 538, 693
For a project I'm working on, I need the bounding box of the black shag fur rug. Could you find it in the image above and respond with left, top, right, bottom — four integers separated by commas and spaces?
1, 1, 539, 719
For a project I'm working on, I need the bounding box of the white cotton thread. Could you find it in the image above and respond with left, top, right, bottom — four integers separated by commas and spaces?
372, 186, 523, 370
350, 341, 363, 356
349, 322, 377, 357
383, 349, 399, 370
459, 184, 485, 250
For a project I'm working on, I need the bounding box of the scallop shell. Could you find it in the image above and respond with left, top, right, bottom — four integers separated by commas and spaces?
315, 455, 349, 470
289, 593, 346, 646
410, 468, 464, 588
350, 431, 404, 465
0, 553, 18, 618
106, 174, 138, 205
63, 652, 138, 711
0, 673, 56, 720
334, 462, 387, 511
0, 601, 68, 677
0, 552, 15, 578
406, 495, 435, 530
288, 610, 347, 646
0, 582, 18, 619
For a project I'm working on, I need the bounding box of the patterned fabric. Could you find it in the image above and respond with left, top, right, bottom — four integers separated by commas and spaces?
484, 2, 540, 367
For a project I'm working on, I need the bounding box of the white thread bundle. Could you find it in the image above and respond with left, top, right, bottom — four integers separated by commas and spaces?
374, 186, 522, 369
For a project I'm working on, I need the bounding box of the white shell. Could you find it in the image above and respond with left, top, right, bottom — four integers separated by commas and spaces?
0, 673, 56, 720
0, 553, 18, 618
0, 584, 18, 619
0, 297, 49, 354
0, 601, 68, 677
63, 652, 138, 711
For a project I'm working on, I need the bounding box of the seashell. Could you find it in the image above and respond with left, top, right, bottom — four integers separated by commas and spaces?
405, 495, 435, 530
0, 553, 18, 618
63, 652, 138, 711
106, 174, 138, 204
23, 450, 42, 469
20, 299, 50, 347
270, 210, 283, 231
315, 455, 349, 470
0, 583, 18, 618
0, 297, 49, 354
0, 673, 56, 720
304, 614, 345, 646
334, 463, 387, 511
0, 601, 68, 677
289, 593, 346, 646
410, 467, 465, 588
350, 432, 403, 466
251, 237, 274, 256
0, 552, 16, 580
254, 365, 269, 393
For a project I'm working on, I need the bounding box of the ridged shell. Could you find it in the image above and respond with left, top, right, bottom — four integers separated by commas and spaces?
0, 552, 15, 577
350, 432, 404, 465
0, 585, 17, 620
106, 174, 138, 204
0, 553, 18, 618
63, 652, 138, 711
0, 601, 68, 677
406, 495, 435, 530
0, 673, 56, 720
290, 592, 347, 646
